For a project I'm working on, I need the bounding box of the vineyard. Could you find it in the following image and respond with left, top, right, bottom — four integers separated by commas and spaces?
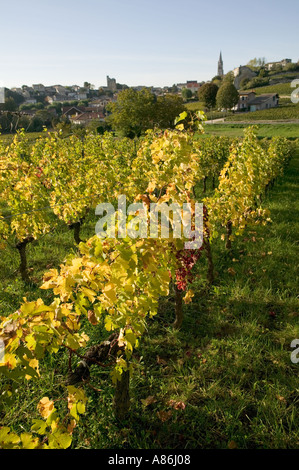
225, 102, 299, 122
0, 117, 298, 449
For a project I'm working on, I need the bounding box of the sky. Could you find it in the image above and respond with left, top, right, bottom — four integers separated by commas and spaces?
0, 0, 298, 89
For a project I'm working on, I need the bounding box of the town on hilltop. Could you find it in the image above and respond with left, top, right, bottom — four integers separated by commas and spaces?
1, 54, 299, 133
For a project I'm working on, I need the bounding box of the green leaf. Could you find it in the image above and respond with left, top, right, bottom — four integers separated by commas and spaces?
174, 111, 188, 125
31, 419, 48, 435
0, 427, 21, 448
48, 431, 72, 449
20, 432, 40, 449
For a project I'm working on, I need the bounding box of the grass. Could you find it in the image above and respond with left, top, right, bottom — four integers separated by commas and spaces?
225, 102, 299, 122
0, 134, 298, 449
248, 81, 299, 97
185, 101, 233, 121
0, 131, 46, 146
204, 123, 299, 139
185, 101, 299, 124
185, 101, 205, 112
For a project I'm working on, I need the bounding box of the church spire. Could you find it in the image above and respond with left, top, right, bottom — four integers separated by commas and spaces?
218, 51, 224, 77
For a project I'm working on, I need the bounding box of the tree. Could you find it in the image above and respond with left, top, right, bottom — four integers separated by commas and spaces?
197, 82, 218, 110
271, 63, 283, 73
27, 116, 44, 132
78, 100, 89, 107
0, 112, 15, 132
47, 102, 62, 115
258, 68, 267, 78
35, 109, 54, 128
211, 76, 223, 87
154, 94, 186, 128
285, 62, 298, 72
182, 88, 193, 100
106, 89, 185, 137
3, 97, 17, 111
243, 77, 269, 89
106, 88, 156, 137
247, 57, 266, 69
223, 71, 235, 83
216, 82, 239, 111
5, 88, 24, 106
239, 77, 250, 89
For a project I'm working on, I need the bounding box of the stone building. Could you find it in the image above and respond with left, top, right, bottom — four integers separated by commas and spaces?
107, 76, 117, 92
236, 91, 256, 110
233, 66, 257, 89
234, 91, 279, 111
265, 58, 292, 70
247, 93, 279, 112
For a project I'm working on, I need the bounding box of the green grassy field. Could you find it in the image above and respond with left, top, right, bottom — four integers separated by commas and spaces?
0, 131, 47, 146
204, 123, 299, 138
185, 101, 233, 121
185, 101, 205, 112
0, 129, 298, 449
251, 82, 298, 96
186, 100, 299, 123
225, 103, 299, 122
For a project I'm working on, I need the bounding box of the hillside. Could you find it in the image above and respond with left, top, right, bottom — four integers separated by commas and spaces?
245, 81, 299, 97
225, 102, 299, 122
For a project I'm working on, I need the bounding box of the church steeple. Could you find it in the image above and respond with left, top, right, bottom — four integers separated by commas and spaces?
218, 51, 224, 77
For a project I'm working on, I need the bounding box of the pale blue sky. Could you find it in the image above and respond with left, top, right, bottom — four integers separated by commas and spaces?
1, 0, 298, 89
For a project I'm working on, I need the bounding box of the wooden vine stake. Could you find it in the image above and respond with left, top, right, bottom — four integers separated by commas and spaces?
113, 369, 130, 421
16, 237, 33, 283
225, 220, 232, 250
204, 237, 214, 285
173, 285, 184, 330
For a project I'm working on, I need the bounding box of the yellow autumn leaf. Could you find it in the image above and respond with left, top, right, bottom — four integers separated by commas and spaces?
81, 287, 96, 303
146, 181, 156, 193
20, 433, 40, 449
102, 283, 117, 305
1, 353, 17, 369
37, 397, 55, 419
25, 358, 40, 380
183, 289, 194, 304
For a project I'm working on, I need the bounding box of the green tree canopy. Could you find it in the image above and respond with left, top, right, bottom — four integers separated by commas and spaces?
106, 88, 186, 137
2, 97, 17, 112
170, 84, 178, 93
239, 77, 251, 89
216, 82, 239, 111
5, 88, 25, 106
197, 82, 218, 109
211, 75, 223, 87
247, 57, 266, 69
223, 71, 235, 83
181, 88, 193, 100
106, 88, 155, 137
154, 94, 185, 129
